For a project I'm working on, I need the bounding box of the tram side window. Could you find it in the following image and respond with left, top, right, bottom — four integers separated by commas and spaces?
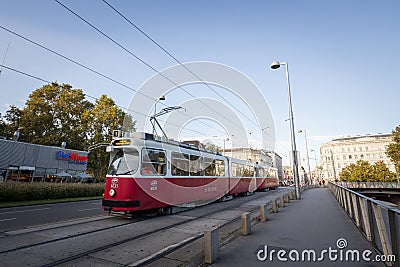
171, 152, 189, 176
215, 160, 225, 176
141, 149, 166, 175
243, 164, 254, 177
243, 165, 254, 177
267, 169, 276, 178
203, 157, 215, 176
190, 155, 204, 176
232, 163, 241, 177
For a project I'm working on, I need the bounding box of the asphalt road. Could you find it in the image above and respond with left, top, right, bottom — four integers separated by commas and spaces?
0, 199, 104, 232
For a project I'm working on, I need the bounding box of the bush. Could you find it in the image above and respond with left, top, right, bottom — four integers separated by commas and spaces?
0, 182, 104, 202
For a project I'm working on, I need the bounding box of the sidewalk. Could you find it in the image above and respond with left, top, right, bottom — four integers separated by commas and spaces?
210, 188, 385, 266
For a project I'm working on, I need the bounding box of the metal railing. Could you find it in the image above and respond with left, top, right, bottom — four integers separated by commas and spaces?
329, 182, 399, 267
337, 182, 400, 189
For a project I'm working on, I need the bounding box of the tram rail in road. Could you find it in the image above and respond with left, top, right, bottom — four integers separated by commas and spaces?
0, 199, 104, 232
0, 188, 291, 267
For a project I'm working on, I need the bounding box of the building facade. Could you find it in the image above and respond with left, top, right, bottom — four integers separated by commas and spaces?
222, 148, 284, 182
320, 133, 395, 181
266, 151, 283, 180
222, 148, 273, 166
0, 139, 88, 182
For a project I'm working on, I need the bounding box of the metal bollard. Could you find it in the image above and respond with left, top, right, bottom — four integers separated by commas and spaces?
204, 228, 219, 264
242, 212, 251, 235
271, 199, 278, 213
260, 204, 267, 222
279, 196, 285, 208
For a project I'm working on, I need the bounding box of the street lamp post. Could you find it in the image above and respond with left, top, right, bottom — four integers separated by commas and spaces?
330, 149, 337, 181
153, 95, 165, 136
271, 61, 301, 199
310, 149, 319, 180
298, 129, 312, 185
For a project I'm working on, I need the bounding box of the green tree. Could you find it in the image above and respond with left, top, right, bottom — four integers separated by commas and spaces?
19, 82, 92, 150
339, 160, 395, 182
352, 160, 375, 182
4, 83, 135, 182
339, 163, 356, 181
373, 161, 396, 182
0, 113, 5, 137
84, 95, 135, 182
386, 125, 400, 176
0, 105, 22, 139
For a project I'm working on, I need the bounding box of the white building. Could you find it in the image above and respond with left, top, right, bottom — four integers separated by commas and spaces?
222, 148, 272, 166
320, 133, 395, 181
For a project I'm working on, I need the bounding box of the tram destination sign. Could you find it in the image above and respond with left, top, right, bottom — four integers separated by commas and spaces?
112, 139, 131, 146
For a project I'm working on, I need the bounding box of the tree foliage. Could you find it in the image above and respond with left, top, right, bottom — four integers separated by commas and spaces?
0, 105, 21, 138
339, 160, 396, 182
18, 83, 92, 150
83, 95, 135, 182
386, 125, 400, 176
0, 83, 135, 182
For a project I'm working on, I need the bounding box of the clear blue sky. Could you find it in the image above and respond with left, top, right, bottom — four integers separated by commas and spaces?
0, 0, 399, 168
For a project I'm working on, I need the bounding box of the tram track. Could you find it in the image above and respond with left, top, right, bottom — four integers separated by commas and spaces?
0, 188, 290, 267
0, 215, 148, 254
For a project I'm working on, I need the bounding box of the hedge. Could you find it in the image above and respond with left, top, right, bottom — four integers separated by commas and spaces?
0, 182, 104, 202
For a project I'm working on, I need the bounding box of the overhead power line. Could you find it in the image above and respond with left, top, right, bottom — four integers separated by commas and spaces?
0, 24, 225, 135
0, 65, 49, 83
0, 63, 209, 137
54, 0, 251, 134
101, 0, 261, 129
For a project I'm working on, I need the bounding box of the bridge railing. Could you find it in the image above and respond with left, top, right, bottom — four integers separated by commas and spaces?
337, 181, 400, 189
329, 182, 399, 267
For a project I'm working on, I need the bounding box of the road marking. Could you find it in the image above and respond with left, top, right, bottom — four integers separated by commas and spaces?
0, 218, 16, 222
79, 208, 100, 212
0, 208, 50, 215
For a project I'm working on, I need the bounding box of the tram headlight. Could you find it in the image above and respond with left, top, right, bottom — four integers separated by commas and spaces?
109, 189, 116, 197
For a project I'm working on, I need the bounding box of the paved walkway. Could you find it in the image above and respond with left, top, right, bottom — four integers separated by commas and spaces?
211, 188, 385, 267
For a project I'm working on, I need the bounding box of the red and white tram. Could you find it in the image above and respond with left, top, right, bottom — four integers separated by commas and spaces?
102, 132, 278, 214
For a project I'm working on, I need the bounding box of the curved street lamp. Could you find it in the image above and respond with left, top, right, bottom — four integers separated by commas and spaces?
270, 61, 301, 199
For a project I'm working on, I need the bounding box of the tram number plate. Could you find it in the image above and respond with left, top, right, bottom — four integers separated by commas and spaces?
204, 186, 217, 192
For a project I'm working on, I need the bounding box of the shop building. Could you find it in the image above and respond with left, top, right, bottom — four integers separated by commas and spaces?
0, 139, 88, 182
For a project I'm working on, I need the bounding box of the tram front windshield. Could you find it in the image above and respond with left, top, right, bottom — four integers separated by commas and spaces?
107, 148, 139, 175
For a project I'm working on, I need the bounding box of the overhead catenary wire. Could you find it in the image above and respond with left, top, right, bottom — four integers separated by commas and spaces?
0, 63, 210, 138
0, 24, 226, 136
53, 0, 252, 135
0, 41, 10, 76
101, 0, 262, 129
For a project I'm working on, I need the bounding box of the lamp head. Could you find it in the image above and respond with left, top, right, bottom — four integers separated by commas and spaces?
270, 61, 281, 69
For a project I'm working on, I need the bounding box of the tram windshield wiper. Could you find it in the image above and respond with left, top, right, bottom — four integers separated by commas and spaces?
115, 169, 136, 175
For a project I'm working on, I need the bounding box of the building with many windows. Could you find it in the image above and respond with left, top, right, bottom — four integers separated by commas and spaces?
222, 148, 273, 166
320, 133, 395, 181
222, 148, 283, 180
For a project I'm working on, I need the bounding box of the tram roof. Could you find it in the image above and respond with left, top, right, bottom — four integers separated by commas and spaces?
112, 132, 222, 156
